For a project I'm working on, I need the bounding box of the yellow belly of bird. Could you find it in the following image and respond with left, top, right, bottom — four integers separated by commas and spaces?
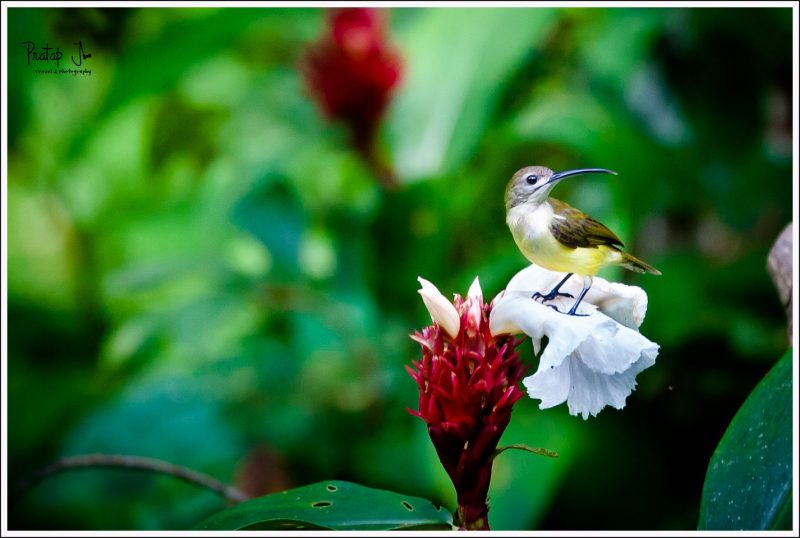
513, 231, 622, 276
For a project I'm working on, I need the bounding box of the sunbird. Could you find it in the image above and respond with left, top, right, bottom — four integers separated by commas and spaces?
505, 165, 661, 316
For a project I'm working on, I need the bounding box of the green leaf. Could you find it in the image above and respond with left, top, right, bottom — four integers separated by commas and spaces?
698, 348, 793, 530
193, 480, 454, 530
387, 8, 558, 180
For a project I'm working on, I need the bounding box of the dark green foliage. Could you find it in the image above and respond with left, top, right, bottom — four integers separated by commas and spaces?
698, 349, 793, 530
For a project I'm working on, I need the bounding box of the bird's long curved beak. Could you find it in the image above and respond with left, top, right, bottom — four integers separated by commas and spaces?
547, 168, 618, 185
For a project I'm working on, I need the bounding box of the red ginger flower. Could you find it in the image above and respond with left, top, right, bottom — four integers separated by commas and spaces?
407, 277, 527, 530
300, 8, 402, 187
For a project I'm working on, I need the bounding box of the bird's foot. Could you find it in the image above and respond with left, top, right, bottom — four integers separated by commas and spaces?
532, 290, 574, 303
546, 304, 589, 317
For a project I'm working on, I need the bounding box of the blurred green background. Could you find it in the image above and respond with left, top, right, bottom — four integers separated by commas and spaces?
6, 6, 793, 530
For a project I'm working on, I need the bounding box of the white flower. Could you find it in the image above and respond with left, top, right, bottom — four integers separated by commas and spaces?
489, 264, 659, 419
417, 276, 461, 338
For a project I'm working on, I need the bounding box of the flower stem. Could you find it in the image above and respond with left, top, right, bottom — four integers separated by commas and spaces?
354, 132, 398, 190
455, 502, 490, 530
452, 462, 493, 530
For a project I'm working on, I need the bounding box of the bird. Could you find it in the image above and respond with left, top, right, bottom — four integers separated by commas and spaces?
505, 165, 661, 316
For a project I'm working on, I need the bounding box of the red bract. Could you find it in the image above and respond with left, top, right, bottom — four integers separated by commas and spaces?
300, 8, 402, 172
407, 287, 526, 530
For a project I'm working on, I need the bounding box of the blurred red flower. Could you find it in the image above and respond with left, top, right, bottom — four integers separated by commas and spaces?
300, 8, 402, 186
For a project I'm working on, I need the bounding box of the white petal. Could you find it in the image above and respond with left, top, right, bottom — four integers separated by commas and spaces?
465, 276, 484, 329
417, 277, 460, 338
584, 278, 649, 329
573, 322, 659, 375
565, 346, 659, 419
490, 292, 545, 338
531, 336, 542, 356
467, 276, 483, 302
523, 359, 571, 409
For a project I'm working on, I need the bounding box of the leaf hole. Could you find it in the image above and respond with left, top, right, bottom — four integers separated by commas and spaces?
312, 501, 332, 508
325, 484, 338, 492
401, 500, 414, 512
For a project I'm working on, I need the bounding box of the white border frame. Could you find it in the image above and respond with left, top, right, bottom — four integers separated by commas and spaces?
2, 1, 798, 536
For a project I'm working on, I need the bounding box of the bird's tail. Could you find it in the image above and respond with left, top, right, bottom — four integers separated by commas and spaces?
619, 251, 661, 275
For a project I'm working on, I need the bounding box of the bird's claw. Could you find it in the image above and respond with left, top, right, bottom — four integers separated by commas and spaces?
532, 291, 574, 303
546, 304, 589, 317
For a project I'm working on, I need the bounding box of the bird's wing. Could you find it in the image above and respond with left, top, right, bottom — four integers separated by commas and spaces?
548, 198, 625, 249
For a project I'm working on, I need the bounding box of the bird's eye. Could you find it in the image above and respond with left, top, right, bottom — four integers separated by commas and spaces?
525, 174, 539, 185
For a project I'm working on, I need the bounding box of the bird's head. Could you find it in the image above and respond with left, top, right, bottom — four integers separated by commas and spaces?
505, 166, 618, 210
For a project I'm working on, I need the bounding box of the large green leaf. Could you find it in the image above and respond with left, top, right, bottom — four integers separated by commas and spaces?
194, 480, 454, 530
698, 348, 793, 530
